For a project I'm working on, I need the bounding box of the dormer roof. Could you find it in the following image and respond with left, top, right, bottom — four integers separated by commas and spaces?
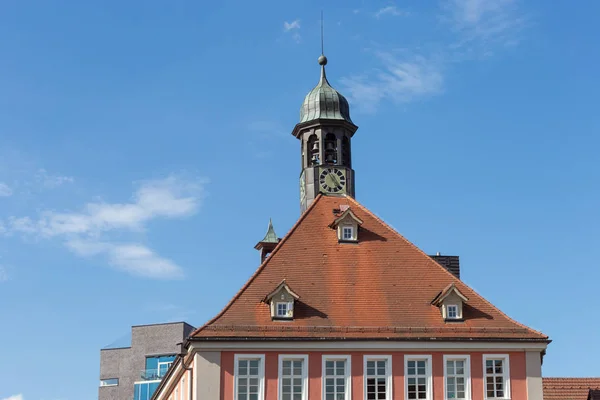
431, 283, 469, 306
329, 207, 363, 228
264, 279, 300, 302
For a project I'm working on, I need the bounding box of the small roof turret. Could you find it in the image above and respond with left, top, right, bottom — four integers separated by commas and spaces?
254, 219, 280, 263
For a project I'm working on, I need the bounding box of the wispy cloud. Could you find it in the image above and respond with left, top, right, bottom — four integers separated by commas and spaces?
341, 52, 443, 113
283, 19, 301, 43
0, 182, 13, 197
375, 6, 408, 18
35, 169, 74, 188
4, 175, 207, 279
66, 240, 184, 279
0, 265, 9, 282
442, 0, 525, 52
2, 395, 23, 400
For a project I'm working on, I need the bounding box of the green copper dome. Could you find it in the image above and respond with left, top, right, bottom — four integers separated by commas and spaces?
299, 55, 353, 124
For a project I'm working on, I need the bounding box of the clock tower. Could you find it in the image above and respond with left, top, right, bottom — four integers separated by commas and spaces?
292, 54, 358, 213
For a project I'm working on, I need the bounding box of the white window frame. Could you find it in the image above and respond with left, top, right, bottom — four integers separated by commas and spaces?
482, 354, 510, 400
158, 360, 173, 377
278, 354, 309, 400
322, 355, 352, 400
234, 354, 266, 400
404, 355, 433, 400
342, 226, 354, 240
363, 355, 393, 400
443, 355, 471, 400
276, 302, 293, 318
446, 305, 459, 319
100, 378, 119, 387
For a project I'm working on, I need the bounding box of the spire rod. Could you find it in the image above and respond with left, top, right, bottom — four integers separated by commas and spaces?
321, 10, 324, 56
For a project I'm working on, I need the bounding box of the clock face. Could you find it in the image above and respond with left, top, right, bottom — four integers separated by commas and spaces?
319, 168, 346, 193
299, 171, 306, 202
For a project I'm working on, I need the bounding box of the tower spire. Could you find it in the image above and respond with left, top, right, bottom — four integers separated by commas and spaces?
318, 11, 329, 85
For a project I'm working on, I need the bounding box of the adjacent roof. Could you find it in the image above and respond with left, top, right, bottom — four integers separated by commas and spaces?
299, 56, 353, 124
191, 195, 548, 341
543, 378, 600, 400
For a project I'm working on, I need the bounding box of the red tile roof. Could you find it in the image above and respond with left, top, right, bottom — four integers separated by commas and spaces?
191, 195, 548, 341
543, 378, 600, 400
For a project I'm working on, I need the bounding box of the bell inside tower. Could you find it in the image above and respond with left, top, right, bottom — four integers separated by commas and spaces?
307, 134, 319, 166
324, 133, 337, 164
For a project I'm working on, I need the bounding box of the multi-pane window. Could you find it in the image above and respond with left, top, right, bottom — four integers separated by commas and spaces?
279, 356, 307, 400
483, 356, 509, 399
236, 355, 265, 400
276, 302, 292, 317
405, 356, 431, 400
365, 356, 391, 400
323, 356, 351, 400
342, 227, 353, 240
444, 356, 470, 400
447, 305, 458, 319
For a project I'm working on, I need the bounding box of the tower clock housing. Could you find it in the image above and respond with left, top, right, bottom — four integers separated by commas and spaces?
292, 55, 358, 213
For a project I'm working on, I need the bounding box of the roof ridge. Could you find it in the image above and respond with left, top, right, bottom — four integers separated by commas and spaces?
190, 195, 325, 337
345, 196, 548, 340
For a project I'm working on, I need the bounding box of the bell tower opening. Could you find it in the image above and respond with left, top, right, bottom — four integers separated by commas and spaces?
292, 54, 358, 213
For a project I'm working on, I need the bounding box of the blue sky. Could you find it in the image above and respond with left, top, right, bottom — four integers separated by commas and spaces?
1, 0, 599, 399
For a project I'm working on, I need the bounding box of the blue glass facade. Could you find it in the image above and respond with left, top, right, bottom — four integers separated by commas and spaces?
134, 381, 160, 400
133, 355, 177, 400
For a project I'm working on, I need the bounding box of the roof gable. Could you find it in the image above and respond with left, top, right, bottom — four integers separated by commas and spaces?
192, 195, 547, 341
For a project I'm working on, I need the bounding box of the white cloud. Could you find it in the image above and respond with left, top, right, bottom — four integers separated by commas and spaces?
442, 0, 524, 51
0, 182, 13, 197
6, 175, 207, 279
283, 20, 301, 43
66, 240, 183, 279
35, 169, 74, 188
1, 395, 23, 400
375, 6, 408, 18
283, 20, 300, 32
341, 52, 443, 113
11, 175, 203, 237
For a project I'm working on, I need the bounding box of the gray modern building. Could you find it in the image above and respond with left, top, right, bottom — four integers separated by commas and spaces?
99, 322, 195, 400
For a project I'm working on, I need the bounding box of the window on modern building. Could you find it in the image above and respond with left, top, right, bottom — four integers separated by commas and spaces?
364, 356, 392, 400
279, 355, 308, 400
100, 378, 119, 387
158, 360, 174, 377
483, 355, 510, 399
444, 356, 470, 400
144, 355, 176, 380
323, 355, 351, 400
405, 356, 432, 400
447, 305, 459, 320
235, 355, 265, 400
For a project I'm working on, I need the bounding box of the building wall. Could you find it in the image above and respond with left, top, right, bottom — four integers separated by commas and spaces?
216, 350, 529, 400
99, 322, 194, 400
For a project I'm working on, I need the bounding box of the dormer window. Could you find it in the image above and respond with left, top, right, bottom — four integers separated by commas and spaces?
330, 207, 363, 242
265, 280, 300, 320
342, 226, 354, 240
276, 302, 293, 318
431, 283, 469, 322
447, 304, 458, 319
